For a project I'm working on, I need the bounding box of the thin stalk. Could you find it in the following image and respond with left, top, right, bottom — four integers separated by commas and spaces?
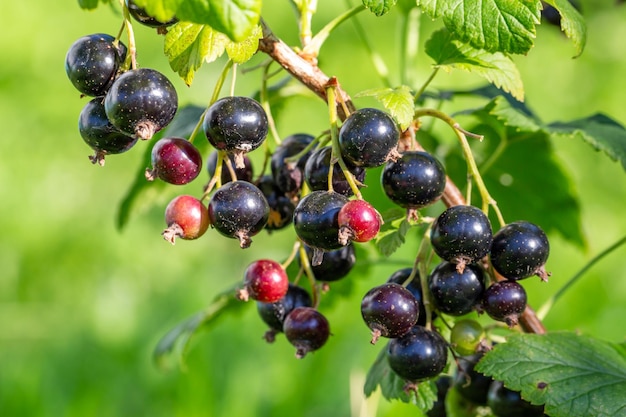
304, 4, 367, 59
260, 62, 282, 145
298, 244, 320, 308
414, 68, 439, 102
229, 63, 238, 96
281, 240, 302, 270
537, 235, 626, 320
399, 7, 420, 86
416, 226, 435, 330
119, 0, 137, 69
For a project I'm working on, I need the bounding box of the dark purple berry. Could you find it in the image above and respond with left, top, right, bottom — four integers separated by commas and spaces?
428, 261, 485, 316
338, 108, 400, 167
147, 137, 202, 185
482, 281, 527, 327
256, 175, 295, 232
206, 150, 254, 184
104, 68, 178, 140
381, 151, 446, 210
304, 146, 366, 196
428, 375, 452, 417
207, 180, 269, 248
65, 33, 127, 97
361, 283, 419, 343
301, 244, 356, 282
487, 380, 545, 417
387, 326, 448, 382
125, 0, 178, 28
293, 190, 350, 262
386, 268, 428, 326
283, 307, 330, 359
257, 284, 312, 340
270, 133, 314, 196
430, 205, 493, 272
78, 97, 138, 165
162, 195, 209, 244
240, 259, 289, 303
203, 96, 268, 168
453, 353, 493, 406
490, 221, 550, 281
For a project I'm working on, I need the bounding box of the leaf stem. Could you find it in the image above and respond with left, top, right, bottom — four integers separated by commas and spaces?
414, 68, 440, 103
416, 226, 435, 330
260, 62, 282, 145
304, 4, 367, 60
537, 235, 626, 321
298, 243, 320, 308
119, 0, 138, 70
400, 8, 420, 87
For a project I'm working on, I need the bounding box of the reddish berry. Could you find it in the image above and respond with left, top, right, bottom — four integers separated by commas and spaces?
147, 137, 202, 185
239, 259, 289, 303
338, 199, 382, 245
162, 195, 209, 244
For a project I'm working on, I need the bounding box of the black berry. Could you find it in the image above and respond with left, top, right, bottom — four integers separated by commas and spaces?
257, 284, 312, 337
256, 175, 295, 232
125, 0, 178, 28
206, 150, 254, 185
482, 281, 527, 327
428, 261, 485, 316
361, 283, 420, 343
283, 307, 331, 359
490, 221, 550, 281
301, 244, 356, 282
487, 380, 545, 417
386, 267, 428, 326
304, 146, 366, 196
427, 375, 452, 417
453, 353, 493, 406
270, 133, 314, 196
387, 326, 448, 382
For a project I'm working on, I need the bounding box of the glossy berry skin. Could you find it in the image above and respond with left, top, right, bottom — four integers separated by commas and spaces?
387, 268, 427, 326
293, 190, 350, 257
450, 319, 485, 356
104, 68, 178, 140
304, 146, 366, 196
338, 108, 400, 168
257, 284, 312, 333
206, 150, 253, 184
381, 151, 446, 209
270, 133, 314, 195
453, 353, 493, 405
65, 33, 127, 97
427, 375, 452, 417
490, 221, 550, 281
148, 137, 202, 185
428, 261, 485, 316
482, 281, 527, 327
387, 326, 448, 382
338, 199, 381, 244
256, 175, 295, 232
283, 307, 330, 359
430, 205, 493, 269
242, 259, 289, 303
78, 97, 138, 165
361, 283, 420, 343
488, 380, 545, 417
203, 96, 268, 167
125, 0, 178, 28
301, 244, 356, 282
207, 181, 269, 248
162, 195, 209, 244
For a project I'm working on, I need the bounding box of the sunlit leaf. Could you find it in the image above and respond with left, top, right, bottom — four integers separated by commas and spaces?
543, 0, 587, 57
225, 24, 262, 64
363, 0, 398, 16
356, 86, 415, 131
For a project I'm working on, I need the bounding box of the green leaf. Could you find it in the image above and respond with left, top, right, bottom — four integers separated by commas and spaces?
78, 0, 102, 9
165, 23, 226, 86
542, 0, 587, 57
425, 29, 525, 101
116, 105, 205, 230
364, 343, 438, 410
153, 284, 247, 369
356, 86, 415, 131
375, 213, 411, 257
225, 24, 262, 64
134, 0, 181, 24
417, 0, 542, 55
363, 0, 397, 16
476, 332, 626, 417
547, 113, 626, 172
179, 0, 262, 42
470, 96, 541, 133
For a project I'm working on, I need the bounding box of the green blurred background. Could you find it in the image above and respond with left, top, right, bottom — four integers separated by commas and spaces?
1, 1, 625, 416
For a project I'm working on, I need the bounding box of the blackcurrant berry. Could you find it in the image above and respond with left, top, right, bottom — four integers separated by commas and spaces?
386, 268, 428, 326
270, 133, 314, 196
257, 284, 312, 338
428, 261, 485, 316
207, 181, 270, 248
283, 307, 331, 359
301, 244, 356, 282
65, 33, 127, 97
78, 97, 138, 165
490, 221, 550, 281
337, 199, 382, 245
387, 326, 448, 382
361, 283, 419, 343
256, 175, 295, 232
125, 0, 178, 29
381, 151, 446, 210
162, 195, 209, 244
450, 319, 485, 356
430, 205, 493, 272
304, 146, 366, 196
427, 375, 452, 417
482, 281, 527, 327
293, 190, 350, 263
203, 96, 268, 168
338, 108, 400, 167
104, 68, 178, 140
239, 259, 289, 303
453, 353, 493, 406
487, 380, 545, 417
206, 150, 254, 185
147, 137, 202, 185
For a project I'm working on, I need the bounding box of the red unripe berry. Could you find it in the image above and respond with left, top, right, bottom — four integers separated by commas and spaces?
338, 199, 382, 244
162, 195, 209, 244
240, 259, 289, 303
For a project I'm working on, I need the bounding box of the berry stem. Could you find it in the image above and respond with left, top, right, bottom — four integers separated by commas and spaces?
416, 226, 435, 330
413, 68, 440, 103
399, 7, 420, 87
261, 62, 282, 145
298, 243, 320, 308
119, 0, 138, 70
536, 234, 626, 321
282, 240, 302, 270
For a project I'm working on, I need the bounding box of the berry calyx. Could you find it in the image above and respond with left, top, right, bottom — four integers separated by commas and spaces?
337, 199, 382, 245
162, 195, 209, 244
283, 307, 331, 359
387, 326, 448, 382
361, 283, 420, 343
239, 259, 289, 303
147, 137, 202, 185
481, 281, 527, 327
